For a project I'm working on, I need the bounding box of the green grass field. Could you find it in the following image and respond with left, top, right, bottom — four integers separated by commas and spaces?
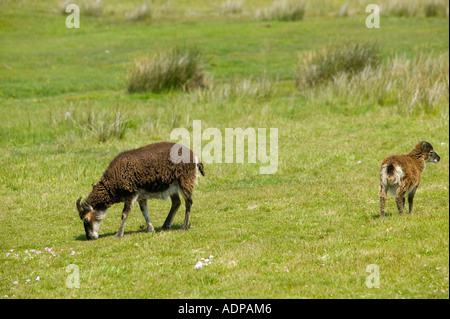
0, 0, 448, 299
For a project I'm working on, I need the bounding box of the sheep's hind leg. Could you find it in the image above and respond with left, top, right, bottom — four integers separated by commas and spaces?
379, 183, 387, 218
179, 182, 193, 230
162, 194, 181, 230
138, 199, 154, 233
395, 191, 406, 215
182, 195, 192, 231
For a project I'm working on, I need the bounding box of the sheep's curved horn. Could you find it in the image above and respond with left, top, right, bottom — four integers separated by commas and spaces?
76, 197, 83, 213
76, 197, 92, 214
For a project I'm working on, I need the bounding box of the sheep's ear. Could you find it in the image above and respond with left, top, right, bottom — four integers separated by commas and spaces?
421, 141, 432, 152
82, 201, 92, 212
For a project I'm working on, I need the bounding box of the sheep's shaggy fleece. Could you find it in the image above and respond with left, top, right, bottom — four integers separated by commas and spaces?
85, 142, 204, 210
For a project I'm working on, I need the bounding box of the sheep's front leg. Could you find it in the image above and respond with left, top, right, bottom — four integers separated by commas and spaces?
114, 196, 137, 238
408, 187, 417, 214
138, 199, 155, 233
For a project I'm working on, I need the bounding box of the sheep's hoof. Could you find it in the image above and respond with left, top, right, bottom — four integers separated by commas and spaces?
140, 224, 154, 233
113, 233, 123, 239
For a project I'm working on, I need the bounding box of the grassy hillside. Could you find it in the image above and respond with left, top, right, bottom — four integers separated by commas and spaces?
0, 0, 448, 298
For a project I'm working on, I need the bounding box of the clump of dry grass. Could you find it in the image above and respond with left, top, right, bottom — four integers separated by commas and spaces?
59, 1, 70, 14
127, 46, 209, 93
221, 0, 244, 15
381, 54, 449, 116
75, 110, 130, 142
191, 75, 278, 104
296, 42, 380, 88
335, 2, 350, 18
303, 53, 449, 117
126, 3, 152, 21
256, 0, 306, 21
424, 0, 449, 17
83, 0, 103, 17
383, 0, 419, 17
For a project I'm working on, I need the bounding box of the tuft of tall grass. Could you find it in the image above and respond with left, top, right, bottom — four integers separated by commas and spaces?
301, 53, 449, 117
335, 2, 350, 18
296, 42, 380, 88
424, 0, 448, 17
83, 0, 103, 17
383, 0, 419, 17
126, 3, 152, 21
75, 111, 130, 143
127, 46, 209, 93
191, 75, 278, 104
59, 1, 70, 14
256, 0, 306, 21
221, 0, 244, 15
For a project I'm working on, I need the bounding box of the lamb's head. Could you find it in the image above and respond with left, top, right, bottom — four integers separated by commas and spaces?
418, 141, 441, 163
76, 197, 107, 240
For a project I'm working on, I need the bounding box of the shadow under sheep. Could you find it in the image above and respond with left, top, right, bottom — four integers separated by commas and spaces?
74, 224, 185, 241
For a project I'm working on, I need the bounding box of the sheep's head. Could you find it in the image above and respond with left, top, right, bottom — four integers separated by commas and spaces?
419, 141, 441, 163
76, 197, 107, 240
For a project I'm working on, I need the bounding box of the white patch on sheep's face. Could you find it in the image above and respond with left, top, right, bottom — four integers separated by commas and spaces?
91, 219, 102, 240
426, 150, 440, 163
81, 209, 106, 240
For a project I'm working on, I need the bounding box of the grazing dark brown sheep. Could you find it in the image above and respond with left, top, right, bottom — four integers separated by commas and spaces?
379, 141, 440, 218
76, 142, 204, 240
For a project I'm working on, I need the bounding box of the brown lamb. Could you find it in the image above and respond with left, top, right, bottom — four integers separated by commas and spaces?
76, 142, 205, 240
379, 141, 440, 218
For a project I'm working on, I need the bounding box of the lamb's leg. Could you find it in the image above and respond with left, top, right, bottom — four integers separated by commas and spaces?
182, 196, 192, 231
162, 194, 181, 230
395, 192, 406, 215
138, 199, 154, 233
408, 187, 417, 214
379, 184, 387, 218
114, 196, 137, 238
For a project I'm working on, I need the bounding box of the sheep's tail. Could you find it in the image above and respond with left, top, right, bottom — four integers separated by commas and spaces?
380, 163, 402, 185
386, 164, 395, 178
197, 162, 205, 176
193, 155, 205, 176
